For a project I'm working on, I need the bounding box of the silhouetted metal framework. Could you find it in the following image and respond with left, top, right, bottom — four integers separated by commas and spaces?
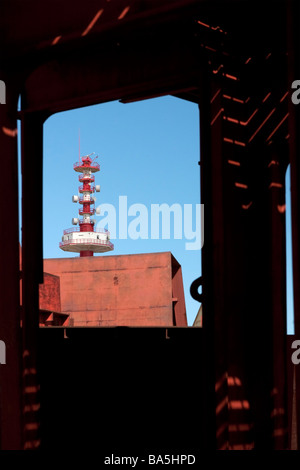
0, 0, 299, 450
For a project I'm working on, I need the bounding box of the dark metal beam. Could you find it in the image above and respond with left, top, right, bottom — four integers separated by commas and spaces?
287, 0, 300, 450
21, 111, 46, 449
0, 72, 23, 450
21, 20, 202, 116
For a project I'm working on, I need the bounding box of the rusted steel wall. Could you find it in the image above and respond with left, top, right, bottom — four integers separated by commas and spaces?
171, 256, 187, 326
43, 252, 187, 327
38, 273, 61, 313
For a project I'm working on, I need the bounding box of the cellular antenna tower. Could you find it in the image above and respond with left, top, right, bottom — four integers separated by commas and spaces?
60, 153, 114, 257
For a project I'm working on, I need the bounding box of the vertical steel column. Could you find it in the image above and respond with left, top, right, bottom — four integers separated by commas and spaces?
199, 70, 221, 450
21, 111, 45, 449
0, 73, 23, 449
287, 0, 300, 450
268, 142, 288, 449
200, 46, 289, 448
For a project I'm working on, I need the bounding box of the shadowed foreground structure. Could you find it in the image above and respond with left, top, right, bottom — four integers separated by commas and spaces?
0, 0, 300, 450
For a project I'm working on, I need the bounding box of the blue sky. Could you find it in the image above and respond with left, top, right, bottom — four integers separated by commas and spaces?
17, 94, 294, 330
286, 166, 295, 334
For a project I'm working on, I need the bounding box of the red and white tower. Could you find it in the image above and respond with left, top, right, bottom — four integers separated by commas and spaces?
59, 153, 114, 257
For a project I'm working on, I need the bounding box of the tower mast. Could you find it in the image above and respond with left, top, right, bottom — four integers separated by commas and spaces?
59, 153, 114, 256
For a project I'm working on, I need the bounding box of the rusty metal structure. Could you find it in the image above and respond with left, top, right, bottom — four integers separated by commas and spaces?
0, 0, 300, 451
43, 252, 187, 327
